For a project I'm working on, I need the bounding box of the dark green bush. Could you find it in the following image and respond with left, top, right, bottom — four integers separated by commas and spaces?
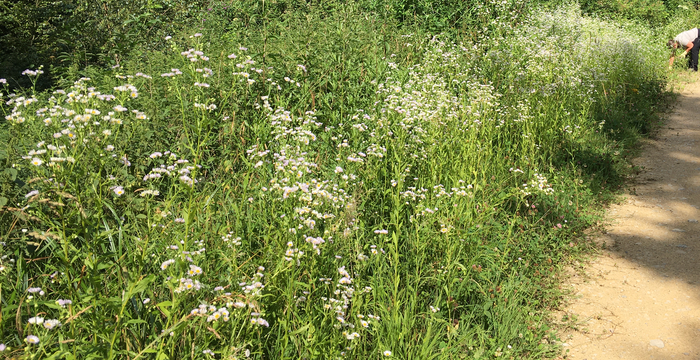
0, 0, 207, 90
578, 0, 699, 23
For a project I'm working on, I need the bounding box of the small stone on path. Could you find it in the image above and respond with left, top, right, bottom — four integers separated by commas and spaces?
688, 219, 698, 223
649, 339, 664, 348
672, 228, 685, 232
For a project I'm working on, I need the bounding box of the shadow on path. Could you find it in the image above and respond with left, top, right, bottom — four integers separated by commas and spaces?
560, 82, 700, 359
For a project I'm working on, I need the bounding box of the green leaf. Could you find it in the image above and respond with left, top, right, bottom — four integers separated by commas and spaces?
4, 167, 17, 181
290, 323, 310, 335
0, 197, 7, 209
129, 275, 155, 296
45, 350, 70, 359
157, 301, 172, 317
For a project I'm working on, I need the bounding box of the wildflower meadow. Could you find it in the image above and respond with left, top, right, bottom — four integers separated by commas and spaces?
0, 1, 688, 359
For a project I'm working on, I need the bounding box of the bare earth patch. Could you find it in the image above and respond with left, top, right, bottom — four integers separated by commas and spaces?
558, 81, 700, 359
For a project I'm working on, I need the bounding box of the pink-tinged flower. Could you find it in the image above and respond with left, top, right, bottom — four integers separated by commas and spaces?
56, 299, 72, 307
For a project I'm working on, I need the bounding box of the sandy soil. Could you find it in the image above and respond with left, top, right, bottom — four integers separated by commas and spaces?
557, 81, 700, 360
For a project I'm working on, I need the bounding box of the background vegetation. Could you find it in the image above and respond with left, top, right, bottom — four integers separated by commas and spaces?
0, 0, 696, 358
4, 0, 699, 90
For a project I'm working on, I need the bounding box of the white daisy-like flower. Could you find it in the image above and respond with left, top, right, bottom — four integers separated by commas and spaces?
113, 186, 125, 196
160, 259, 175, 270
43, 319, 61, 330
28, 316, 44, 324
188, 265, 202, 276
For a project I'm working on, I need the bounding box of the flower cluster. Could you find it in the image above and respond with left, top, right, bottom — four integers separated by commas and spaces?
143, 151, 201, 188
27, 316, 62, 330
181, 48, 210, 62
520, 172, 554, 196
318, 266, 380, 343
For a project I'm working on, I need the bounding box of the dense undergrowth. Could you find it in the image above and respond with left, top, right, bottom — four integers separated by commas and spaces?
0, 1, 683, 359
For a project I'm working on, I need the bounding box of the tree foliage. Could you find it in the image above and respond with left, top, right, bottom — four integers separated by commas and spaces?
2, 0, 697, 91
578, 0, 699, 23
0, 0, 206, 90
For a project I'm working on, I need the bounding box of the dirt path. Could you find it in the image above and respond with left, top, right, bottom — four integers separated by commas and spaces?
558, 81, 700, 359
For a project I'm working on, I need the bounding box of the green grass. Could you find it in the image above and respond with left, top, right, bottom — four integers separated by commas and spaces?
0, 2, 676, 359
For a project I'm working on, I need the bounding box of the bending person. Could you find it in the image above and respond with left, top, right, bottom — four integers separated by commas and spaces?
669, 28, 700, 71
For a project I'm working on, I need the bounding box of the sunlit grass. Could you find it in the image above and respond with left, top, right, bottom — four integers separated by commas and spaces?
0, 3, 671, 359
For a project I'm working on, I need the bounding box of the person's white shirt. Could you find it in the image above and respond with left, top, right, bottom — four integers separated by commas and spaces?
675, 28, 699, 48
